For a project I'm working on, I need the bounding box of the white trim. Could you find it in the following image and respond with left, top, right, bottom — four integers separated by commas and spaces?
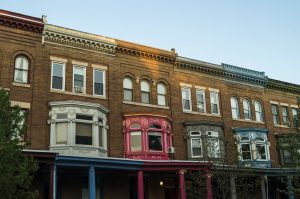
190, 137, 203, 158
72, 60, 88, 67
12, 82, 30, 88
270, 101, 279, 105
50, 56, 67, 63
50, 89, 107, 100
208, 88, 219, 92
180, 82, 192, 88
93, 68, 106, 97
210, 91, 220, 115
72, 65, 86, 94
280, 102, 289, 107
196, 89, 206, 113
232, 118, 265, 124
92, 64, 108, 70
11, 101, 31, 109
183, 110, 222, 117
291, 104, 299, 108
194, 85, 206, 90
123, 101, 169, 109
51, 61, 66, 91
181, 87, 192, 111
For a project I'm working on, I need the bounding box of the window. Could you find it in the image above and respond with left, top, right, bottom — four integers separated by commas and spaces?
124, 116, 173, 160
141, 79, 150, 104
73, 66, 86, 93
231, 97, 239, 119
182, 87, 191, 111
292, 108, 298, 127
51, 62, 65, 90
254, 101, 263, 122
93, 69, 105, 96
243, 99, 251, 120
196, 89, 206, 113
49, 101, 108, 157
190, 132, 202, 158
130, 131, 142, 151
235, 129, 270, 168
123, 76, 133, 101
210, 91, 220, 114
148, 132, 162, 151
282, 106, 290, 126
207, 131, 220, 158
272, 104, 279, 125
277, 136, 300, 166
14, 55, 29, 84
157, 83, 167, 106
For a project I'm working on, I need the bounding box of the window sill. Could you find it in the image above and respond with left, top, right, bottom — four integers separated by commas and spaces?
50, 89, 107, 99
123, 101, 169, 109
274, 125, 291, 128
50, 145, 107, 158
0, 87, 10, 91
233, 118, 265, 124
183, 110, 221, 117
12, 82, 30, 88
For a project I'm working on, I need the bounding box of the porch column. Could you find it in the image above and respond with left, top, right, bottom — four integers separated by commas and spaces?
52, 165, 57, 199
137, 170, 144, 199
260, 177, 266, 199
178, 170, 186, 199
206, 174, 213, 199
230, 176, 237, 199
89, 166, 96, 199
287, 176, 295, 199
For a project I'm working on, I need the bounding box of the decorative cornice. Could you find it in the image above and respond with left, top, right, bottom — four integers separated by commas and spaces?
43, 24, 117, 55
267, 78, 300, 94
0, 9, 43, 33
49, 100, 109, 113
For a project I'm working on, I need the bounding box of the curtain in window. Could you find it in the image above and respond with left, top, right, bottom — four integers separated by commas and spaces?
182, 88, 191, 110
14, 56, 29, 83
130, 131, 142, 151
243, 99, 251, 120
56, 122, 68, 144
255, 101, 263, 122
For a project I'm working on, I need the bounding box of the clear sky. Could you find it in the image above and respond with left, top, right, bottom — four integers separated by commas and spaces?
1, 1, 299, 84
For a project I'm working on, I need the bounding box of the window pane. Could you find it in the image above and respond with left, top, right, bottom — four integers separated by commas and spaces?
243, 100, 251, 120
272, 105, 279, 125
53, 63, 63, 77
241, 144, 251, 160
255, 101, 263, 122
99, 126, 103, 148
124, 89, 133, 101
130, 123, 141, 129
130, 131, 141, 151
76, 123, 92, 145
208, 138, 220, 158
123, 77, 133, 89
52, 63, 64, 90
283, 150, 292, 164
196, 90, 205, 113
14, 69, 28, 83
148, 132, 162, 151
191, 138, 202, 157
94, 82, 103, 95
94, 70, 103, 83
182, 88, 191, 110
141, 80, 150, 92
158, 94, 166, 106
210, 92, 219, 114
56, 123, 68, 144
149, 124, 161, 129
52, 76, 63, 89
141, 92, 150, 104
76, 114, 93, 120
74, 74, 84, 87
231, 97, 239, 119
282, 106, 289, 124
256, 144, 266, 160
157, 83, 166, 94
15, 56, 29, 70
183, 99, 191, 110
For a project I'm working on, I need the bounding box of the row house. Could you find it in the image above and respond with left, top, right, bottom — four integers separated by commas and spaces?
0, 9, 300, 199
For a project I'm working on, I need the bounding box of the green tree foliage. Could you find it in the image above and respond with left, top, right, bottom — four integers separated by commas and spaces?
0, 89, 38, 199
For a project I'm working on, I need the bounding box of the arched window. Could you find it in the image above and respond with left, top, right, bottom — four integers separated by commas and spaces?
141, 79, 150, 104
14, 55, 29, 83
231, 97, 239, 119
243, 99, 251, 120
157, 83, 166, 106
123, 76, 133, 101
254, 101, 263, 122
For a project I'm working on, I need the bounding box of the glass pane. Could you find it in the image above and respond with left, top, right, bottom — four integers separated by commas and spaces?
14, 69, 27, 83
141, 80, 150, 92
182, 88, 190, 100
76, 114, 93, 120
74, 67, 84, 75
130, 131, 141, 151
99, 126, 103, 147
157, 83, 166, 94
124, 89, 133, 101
191, 138, 202, 157
94, 70, 103, 83
148, 133, 162, 151
76, 123, 92, 145
158, 95, 166, 106
208, 138, 219, 158
52, 76, 63, 89
149, 124, 161, 129
56, 123, 68, 144
74, 74, 84, 87
256, 144, 266, 160
56, 113, 68, 119
241, 144, 251, 160
53, 63, 63, 77
141, 92, 150, 104
15, 56, 29, 70
211, 104, 218, 114
283, 150, 292, 164
196, 91, 205, 112
94, 82, 103, 95
130, 123, 141, 129
241, 137, 250, 141
183, 99, 190, 110
272, 105, 278, 115
123, 77, 133, 89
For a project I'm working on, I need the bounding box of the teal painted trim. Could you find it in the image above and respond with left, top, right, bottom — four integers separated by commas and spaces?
89, 166, 96, 199
233, 128, 269, 134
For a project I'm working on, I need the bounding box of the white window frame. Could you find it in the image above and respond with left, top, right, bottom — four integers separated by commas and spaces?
207, 131, 220, 158
93, 68, 105, 97
123, 76, 134, 102
271, 104, 279, 125
255, 137, 267, 160
14, 55, 29, 84
210, 91, 220, 115
231, 97, 239, 119
196, 89, 206, 113
51, 61, 66, 91
73, 65, 86, 94
182, 87, 192, 111
157, 83, 167, 106
141, 79, 151, 104
190, 131, 202, 158
243, 99, 251, 120
282, 106, 290, 126
254, 101, 263, 122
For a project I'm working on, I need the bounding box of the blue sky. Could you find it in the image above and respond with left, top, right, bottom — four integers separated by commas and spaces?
1, 1, 299, 84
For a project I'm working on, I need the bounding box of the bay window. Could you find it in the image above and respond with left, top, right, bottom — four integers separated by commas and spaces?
49, 101, 109, 157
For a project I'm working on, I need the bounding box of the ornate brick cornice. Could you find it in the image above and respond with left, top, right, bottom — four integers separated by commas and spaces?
267, 78, 300, 94
0, 9, 43, 33
43, 24, 117, 55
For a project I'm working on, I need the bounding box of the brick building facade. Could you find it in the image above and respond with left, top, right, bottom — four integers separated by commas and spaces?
0, 10, 299, 199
